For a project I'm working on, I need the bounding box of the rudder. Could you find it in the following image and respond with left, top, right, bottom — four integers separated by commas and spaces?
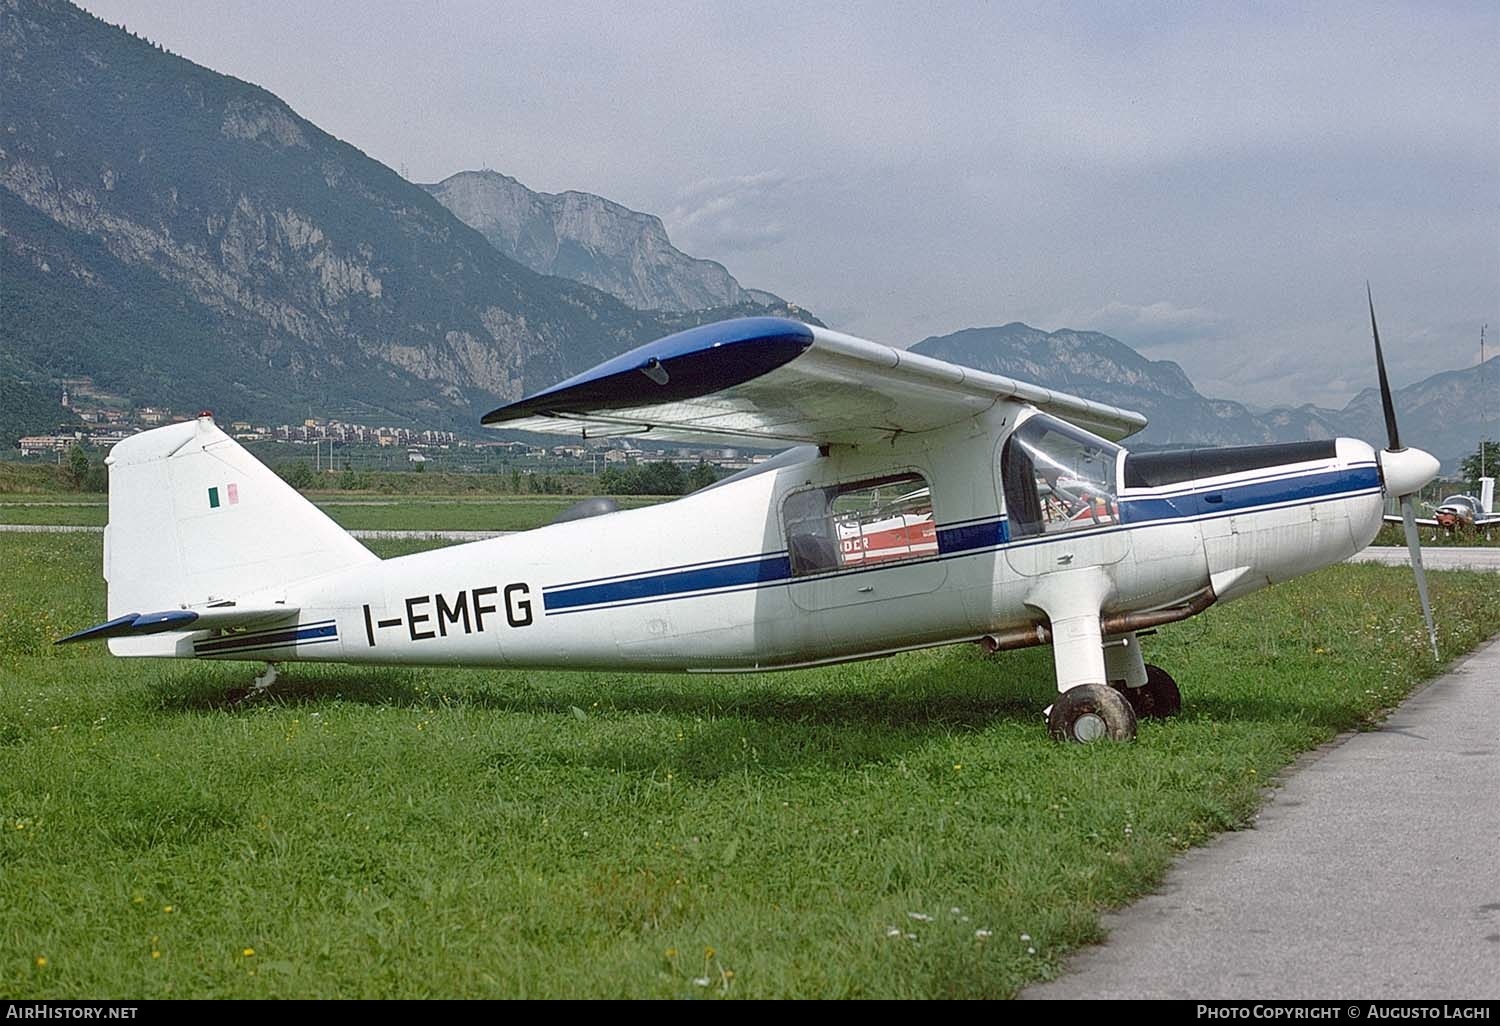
105, 415, 376, 630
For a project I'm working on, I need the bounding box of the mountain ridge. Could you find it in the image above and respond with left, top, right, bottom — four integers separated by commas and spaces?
911, 323, 1494, 466
424, 170, 783, 314
0, 0, 808, 432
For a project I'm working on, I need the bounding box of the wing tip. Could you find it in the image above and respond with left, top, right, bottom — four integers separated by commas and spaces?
483, 316, 814, 428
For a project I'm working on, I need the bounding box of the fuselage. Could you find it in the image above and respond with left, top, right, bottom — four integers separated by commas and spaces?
189, 404, 1386, 672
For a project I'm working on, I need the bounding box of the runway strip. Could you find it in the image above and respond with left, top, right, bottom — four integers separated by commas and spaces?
5, 529, 1494, 564
0, 524, 510, 541
1345, 545, 1500, 572
1023, 635, 1500, 999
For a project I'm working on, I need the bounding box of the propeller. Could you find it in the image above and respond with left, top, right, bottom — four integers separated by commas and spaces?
1367, 284, 1440, 660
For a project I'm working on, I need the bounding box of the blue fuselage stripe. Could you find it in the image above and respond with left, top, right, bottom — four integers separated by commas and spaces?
544, 555, 793, 612
1118, 466, 1379, 524
540, 467, 1379, 615
195, 622, 338, 655
936, 518, 1010, 553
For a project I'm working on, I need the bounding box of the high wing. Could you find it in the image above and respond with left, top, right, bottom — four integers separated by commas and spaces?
482, 317, 1148, 446
1383, 513, 1440, 527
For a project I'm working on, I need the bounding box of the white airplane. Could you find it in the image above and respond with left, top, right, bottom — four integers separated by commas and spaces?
1383, 482, 1498, 531
58, 292, 1443, 742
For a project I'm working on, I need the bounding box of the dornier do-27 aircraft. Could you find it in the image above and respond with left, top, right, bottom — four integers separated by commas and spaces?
60, 292, 1443, 742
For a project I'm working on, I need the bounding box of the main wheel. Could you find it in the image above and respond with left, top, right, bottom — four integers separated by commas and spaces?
1120, 664, 1182, 720
1048, 683, 1138, 743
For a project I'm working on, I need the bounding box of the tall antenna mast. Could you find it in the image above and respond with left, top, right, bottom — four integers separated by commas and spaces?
1482, 324, 1488, 481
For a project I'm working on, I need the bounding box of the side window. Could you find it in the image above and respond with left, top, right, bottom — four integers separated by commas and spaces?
1001, 415, 1121, 537
785, 473, 936, 576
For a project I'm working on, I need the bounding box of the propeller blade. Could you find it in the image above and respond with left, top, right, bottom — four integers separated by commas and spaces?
1399, 494, 1439, 660
1367, 283, 1403, 451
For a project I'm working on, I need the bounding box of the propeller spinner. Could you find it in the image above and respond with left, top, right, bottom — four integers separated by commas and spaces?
1367, 285, 1440, 659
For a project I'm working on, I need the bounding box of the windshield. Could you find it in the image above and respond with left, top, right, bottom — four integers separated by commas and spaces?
1001, 414, 1122, 537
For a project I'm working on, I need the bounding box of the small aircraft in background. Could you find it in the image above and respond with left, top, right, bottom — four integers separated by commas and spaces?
59, 290, 1442, 743
1385, 481, 1498, 533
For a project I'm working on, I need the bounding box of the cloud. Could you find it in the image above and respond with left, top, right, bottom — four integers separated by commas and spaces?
666, 171, 793, 256
1060, 300, 1228, 350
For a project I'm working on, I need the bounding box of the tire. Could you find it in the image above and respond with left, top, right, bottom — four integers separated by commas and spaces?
1048, 682, 1138, 743
1138, 664, 1183, 719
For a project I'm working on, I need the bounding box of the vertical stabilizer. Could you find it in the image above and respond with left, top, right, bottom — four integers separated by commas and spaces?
104, 415, 376, 625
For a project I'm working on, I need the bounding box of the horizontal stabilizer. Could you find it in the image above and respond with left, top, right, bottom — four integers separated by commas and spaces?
56, 603, 299, 645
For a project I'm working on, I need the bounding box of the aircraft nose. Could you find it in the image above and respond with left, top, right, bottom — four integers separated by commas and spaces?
1379, 446, 1440, 498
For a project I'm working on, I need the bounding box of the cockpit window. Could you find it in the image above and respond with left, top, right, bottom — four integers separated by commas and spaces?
1001, 414, 1121, 537
784, 473, 936, 576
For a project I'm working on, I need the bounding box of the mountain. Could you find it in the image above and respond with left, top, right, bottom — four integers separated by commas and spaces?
911, 324, 1495, 467
0, 374, 77, 449
424, 170, 782, 313
0, 0, 804, 432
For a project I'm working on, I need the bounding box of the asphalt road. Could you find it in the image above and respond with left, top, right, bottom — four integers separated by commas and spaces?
5, 528, 1496, 564
1023, 636, 1500, 1000
1346, 546, 1500, 572
0, 523, 509, 541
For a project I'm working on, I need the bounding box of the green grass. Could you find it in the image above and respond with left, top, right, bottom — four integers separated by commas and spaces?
1372, 521, 1500, 547
0, 495, 666, 532
1, 532, 1497, 999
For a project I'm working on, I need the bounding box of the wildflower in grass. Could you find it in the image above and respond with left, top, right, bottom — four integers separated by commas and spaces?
885, 926, 902, 938
974, 929, 992, 941
907, 912, 933, 922
1019, 932, 1031, 942
163, 905, 174, 914
242, 947, 255, 957
34, 956, 47, 968
693, 977, 710, 987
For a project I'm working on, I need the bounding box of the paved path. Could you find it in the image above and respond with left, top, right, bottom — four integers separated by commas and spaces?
1347, 546, 1500, 572
6, 529, 1495, 566
1023, 637, 1500, 1000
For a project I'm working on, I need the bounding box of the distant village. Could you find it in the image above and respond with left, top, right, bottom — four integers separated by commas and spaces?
14, 377, 765, 473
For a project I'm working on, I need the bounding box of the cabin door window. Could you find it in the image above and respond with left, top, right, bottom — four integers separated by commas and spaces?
784, 472, 947, 613
785, 473, 937, 576
1000, 414, 1123, 538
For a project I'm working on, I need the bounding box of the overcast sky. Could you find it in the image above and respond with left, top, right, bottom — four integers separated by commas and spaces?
78, 1, 1498, 407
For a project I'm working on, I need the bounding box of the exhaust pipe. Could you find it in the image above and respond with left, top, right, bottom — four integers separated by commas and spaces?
979, 585, 1216, 654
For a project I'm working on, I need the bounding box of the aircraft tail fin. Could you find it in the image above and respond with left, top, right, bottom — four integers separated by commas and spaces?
102, 415, 376, 655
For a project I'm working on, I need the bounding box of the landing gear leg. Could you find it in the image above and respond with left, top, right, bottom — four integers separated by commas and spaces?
1030, 570, 1137, 743
1104, 633, 1181, 720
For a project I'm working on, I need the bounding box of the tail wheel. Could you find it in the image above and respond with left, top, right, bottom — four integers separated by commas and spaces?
1048, 683, 1137, 743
